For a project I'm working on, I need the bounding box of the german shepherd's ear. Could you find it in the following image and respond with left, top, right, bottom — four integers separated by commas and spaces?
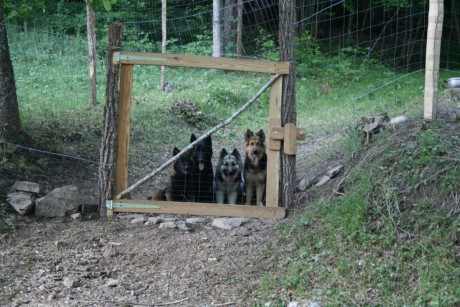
256, 129, 265, 143
245, 129, 254, 142
231, 148, 241, 161
219, 148, 228, 159
173, 147, 181, 156
190, 134, 197, 143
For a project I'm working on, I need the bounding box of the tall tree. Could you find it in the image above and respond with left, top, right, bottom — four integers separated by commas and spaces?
212, 0, 223, 57
279, 0, 296, 208
86, 0, 97, 107
0, 0, 21, 141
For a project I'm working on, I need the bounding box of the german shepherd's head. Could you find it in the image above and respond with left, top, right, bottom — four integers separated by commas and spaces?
172, 147, 194, 175
245, 129, 266, 166
190, 134, 213, 171
217, 148, 242, 184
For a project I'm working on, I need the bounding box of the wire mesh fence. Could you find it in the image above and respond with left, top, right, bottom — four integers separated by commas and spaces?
2, 1, 460, 208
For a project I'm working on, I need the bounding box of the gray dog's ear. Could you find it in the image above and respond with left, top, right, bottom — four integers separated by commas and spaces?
256, 129, 265, 142
219, 148, 228, 159
231, 148, 241, 160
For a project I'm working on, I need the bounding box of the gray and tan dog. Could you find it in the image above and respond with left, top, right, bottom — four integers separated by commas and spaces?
214, 148, 243, 204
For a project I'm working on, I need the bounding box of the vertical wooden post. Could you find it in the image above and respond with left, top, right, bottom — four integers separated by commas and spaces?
266, 77, 282, 207
424, 0, 444, 120
115, 64, 134, 198
98, 23, 123, 219
279, 0, 297, 208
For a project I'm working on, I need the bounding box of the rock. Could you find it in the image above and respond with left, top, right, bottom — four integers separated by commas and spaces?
131, 216, 146, 224
239, 227, 251, 237
390, 115, 407, 126
106, 279, 119, 287
298, 175, 320, 191
211, 218, 249, 230
12, 181, 41, 194
159, 221, 178, 229
70, 213, 81, 220
102, 243, 119, 259
177, 221, 199, 231
34, 185, 80, 218
118, 214, 145, 221
63, 275, 80, 288
7, 191, 35, 215
326, 165, 343, 178
185, 217, 211, 224
315, 175, 331, 187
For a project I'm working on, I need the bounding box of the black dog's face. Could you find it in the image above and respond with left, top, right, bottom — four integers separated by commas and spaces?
190, 134, 213, 171
173, 147, 193, 175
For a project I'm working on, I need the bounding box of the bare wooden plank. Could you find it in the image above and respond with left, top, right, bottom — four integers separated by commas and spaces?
113, 51, 290, 75
284, 123, 298, 155
110, 199, 286, 219
115, 64, 134, 197
424, 0, 444, 120
266, 77, 283, 208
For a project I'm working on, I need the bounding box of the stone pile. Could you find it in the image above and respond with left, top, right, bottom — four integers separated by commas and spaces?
7, 182, 82, 218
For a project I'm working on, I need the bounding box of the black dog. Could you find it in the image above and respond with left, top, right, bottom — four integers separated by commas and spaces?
169, 147, 196, 202
190, 133, 214, 203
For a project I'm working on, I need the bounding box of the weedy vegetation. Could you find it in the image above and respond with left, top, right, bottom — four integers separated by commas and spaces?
1, 25, 460, 305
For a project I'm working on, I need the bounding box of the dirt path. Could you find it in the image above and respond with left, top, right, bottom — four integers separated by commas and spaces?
0, 214, 292, 307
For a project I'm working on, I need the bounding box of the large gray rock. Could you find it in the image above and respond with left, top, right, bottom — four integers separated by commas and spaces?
12, 181, 41, 194
211, 218, 249, 230
35, 185, 80, 218
7, 191, 35, 215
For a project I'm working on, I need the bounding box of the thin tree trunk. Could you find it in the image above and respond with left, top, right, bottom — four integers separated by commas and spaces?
279, 0, 296, 208
213, 0, 223, 57
223, 0, 237, 54
86, 1, 97, 107
98, 23, 123, 219
0, 0, 21, 141
236, 0, 243, 56
160, 0, 166, 90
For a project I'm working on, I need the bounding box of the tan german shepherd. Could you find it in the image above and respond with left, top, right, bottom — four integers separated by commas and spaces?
243, 129, 267, 206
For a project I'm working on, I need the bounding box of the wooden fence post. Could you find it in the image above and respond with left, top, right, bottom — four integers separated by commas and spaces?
424, 0, 444, 120
98, 23, 123, 219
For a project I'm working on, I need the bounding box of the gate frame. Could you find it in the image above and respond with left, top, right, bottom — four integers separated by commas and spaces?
107, 51, 304, 219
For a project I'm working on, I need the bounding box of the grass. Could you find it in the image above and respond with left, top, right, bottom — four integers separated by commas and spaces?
254, 121, 460, 306
3, 26, 460, 306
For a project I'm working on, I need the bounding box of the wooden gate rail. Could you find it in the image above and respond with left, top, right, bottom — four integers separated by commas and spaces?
108, 51, 304, 220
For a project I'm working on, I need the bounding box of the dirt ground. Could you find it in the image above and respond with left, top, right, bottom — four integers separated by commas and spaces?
0, 213, 296, 307
0, 138, 335, 307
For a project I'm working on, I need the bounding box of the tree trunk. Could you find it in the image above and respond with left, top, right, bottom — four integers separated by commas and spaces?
160, 0, 166, 90
86, 1, 97, 107
98, 23, 123, 219
212, 0, 223, 57
279, 0, 296, 208
236, 0, 243, 56
223, 0, 237, 54
0, 0, 21, 141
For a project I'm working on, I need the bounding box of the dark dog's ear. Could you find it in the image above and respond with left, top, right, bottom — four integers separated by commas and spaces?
256, 129, 265, 143
190, 134, 197, 143
245, 129, 254, 142
204, 135, 212, 145
231, 148, 241, 160
173, 147, 181, 156
220, 148, 228, 159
